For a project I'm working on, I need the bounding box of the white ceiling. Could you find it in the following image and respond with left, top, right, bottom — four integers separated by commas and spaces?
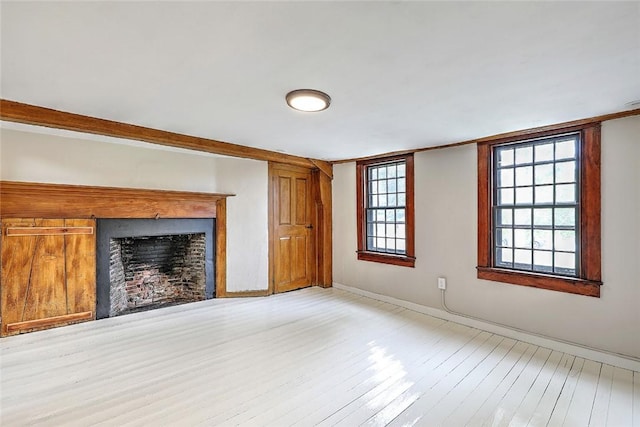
1, 1, 639, 161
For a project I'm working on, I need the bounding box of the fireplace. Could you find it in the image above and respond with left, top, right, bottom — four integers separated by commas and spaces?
96, 219, 215, 319
109, 233, 206, 316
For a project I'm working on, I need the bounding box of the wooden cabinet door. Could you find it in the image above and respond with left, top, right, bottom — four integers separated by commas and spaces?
270, 164, 315, 293
1, 218, 96, 336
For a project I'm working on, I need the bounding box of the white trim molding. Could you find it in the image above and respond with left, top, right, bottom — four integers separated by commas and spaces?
333, 282, 640, 372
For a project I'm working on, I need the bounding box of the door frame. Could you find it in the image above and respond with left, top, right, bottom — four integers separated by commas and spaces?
268, 162, 332, 294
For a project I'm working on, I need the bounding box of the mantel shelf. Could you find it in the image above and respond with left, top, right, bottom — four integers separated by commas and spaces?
0, 181, 234, 219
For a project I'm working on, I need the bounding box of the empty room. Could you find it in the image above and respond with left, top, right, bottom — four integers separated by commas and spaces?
1, 1, 639, 426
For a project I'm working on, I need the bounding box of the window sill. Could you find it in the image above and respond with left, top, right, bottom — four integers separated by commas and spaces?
357, 251, 415, 268
476, 266, 601, 297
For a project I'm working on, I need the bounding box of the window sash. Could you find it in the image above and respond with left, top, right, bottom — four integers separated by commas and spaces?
365, 160, 407, 255
356, 153, 415, 268
491, 134, 581, 277
476, 122, 601, 297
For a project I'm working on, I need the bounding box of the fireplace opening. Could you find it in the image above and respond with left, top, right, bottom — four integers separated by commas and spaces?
109, 234, 206, 316
96, 218, 215, 319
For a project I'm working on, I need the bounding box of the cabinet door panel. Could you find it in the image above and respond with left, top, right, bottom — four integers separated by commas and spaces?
1, 218, 96, 336
64, 219, 97, 315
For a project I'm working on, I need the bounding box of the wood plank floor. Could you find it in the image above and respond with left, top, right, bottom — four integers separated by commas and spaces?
1, 287, 638, 426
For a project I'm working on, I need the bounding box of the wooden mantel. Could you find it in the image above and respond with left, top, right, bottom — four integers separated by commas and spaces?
0, 181, 233, 219
0, 181, 233, 297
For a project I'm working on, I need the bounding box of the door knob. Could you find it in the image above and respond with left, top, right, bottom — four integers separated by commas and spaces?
305, 225, 313, 229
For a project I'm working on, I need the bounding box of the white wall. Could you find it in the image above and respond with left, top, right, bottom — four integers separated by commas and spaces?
0, 126, 269, 292
333, 115, 640, 359
210, 157, 268, 292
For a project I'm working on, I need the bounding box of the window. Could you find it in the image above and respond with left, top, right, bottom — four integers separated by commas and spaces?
477, 123, 602, 297
356, 154, 415, 267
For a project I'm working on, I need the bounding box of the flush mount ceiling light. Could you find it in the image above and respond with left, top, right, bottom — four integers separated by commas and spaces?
286, 89, 331, 112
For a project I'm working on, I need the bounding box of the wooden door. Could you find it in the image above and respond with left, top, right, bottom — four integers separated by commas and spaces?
1, 218, 96, 336
270, 164, 315, 293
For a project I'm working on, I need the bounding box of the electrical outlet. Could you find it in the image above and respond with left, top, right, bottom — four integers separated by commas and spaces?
437, 277, 446, 290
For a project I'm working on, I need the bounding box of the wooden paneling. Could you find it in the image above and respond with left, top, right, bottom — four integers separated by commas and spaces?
24, 219, 67, 320
277, 237, 293, 287
222, 289, 271, 298
580, 124, 602, 284
6, 312, 93, 334
1, 182, 232, 307
477, 143, 491, 270
308, 159, 334, 179
1, 218, 96, 336
6, 226, 93, 236
65, 219, 97, 314
214, 198, 228, 298
1, 219, 38, 333
0, 99, 321, 169
313, 169, 333, 287
0, 181, 231, 219
293, 235, 308, 281
278, 177, 292, 225
295, 178, 308, 225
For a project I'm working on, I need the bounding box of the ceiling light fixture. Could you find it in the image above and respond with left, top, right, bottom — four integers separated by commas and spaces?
286, 89, 331, 112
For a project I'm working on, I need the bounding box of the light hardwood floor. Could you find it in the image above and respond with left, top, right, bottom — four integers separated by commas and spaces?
1, 287, 638, 426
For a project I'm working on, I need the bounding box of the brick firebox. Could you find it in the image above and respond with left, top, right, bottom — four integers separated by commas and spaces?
96, 218, 215, 319
109, 233, 206, 316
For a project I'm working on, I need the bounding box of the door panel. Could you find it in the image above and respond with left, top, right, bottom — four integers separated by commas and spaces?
279, 177, 292, 225
1, 219, 38, 329
271, 164, 314, 293
292, 235, 308, 282
295, 178, 308, 225
24, 220, 67, 320
1, 218, 96, 336
65, 219, 97, 314
277, 236, 292, 286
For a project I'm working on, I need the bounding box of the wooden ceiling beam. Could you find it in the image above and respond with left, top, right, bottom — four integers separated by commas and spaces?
308, 159, 333, 180
0, 99, 321, 169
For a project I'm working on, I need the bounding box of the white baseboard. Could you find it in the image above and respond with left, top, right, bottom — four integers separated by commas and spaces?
332, 282, 640, 372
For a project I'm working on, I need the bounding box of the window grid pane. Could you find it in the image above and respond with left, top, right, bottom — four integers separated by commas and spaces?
493, 134, 579, 276
365, 160, 407, 255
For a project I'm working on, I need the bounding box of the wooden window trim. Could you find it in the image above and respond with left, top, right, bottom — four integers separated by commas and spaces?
356, 153, 415, 268
477, 123, 602, 297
